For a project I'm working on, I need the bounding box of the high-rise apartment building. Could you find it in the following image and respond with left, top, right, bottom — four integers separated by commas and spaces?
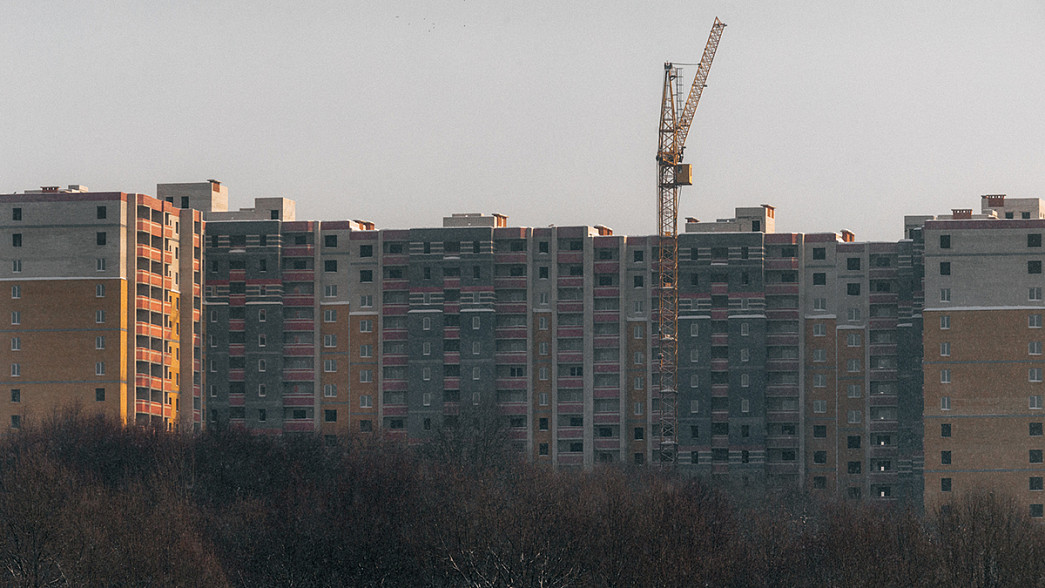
922, 195, 1045, 517
196, 192, 924, 503
0, 186, 204, 431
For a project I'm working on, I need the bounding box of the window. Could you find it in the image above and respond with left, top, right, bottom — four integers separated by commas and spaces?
12, 207, 22, 221
633, 275, 644, 288
258, 334, 267, 348
323, 359, 336, 373
847, 359, 861, 372
1033, 396, 1043, 410
1032, 368, 1043, 383
941, 315, 951, 329
1032, 450, 1044, 464
257, 359, 267, 372
323, 334, 337, 348
940, 288, 951, 302
812, 247, 825, 260
813, 297, 827, 310
847, 461, 862, 474
941, 450, 952, 465
95, 362, 105, 376
847, 384, 862, 398
1033, 422, 1044, 436
422, 367, 432, 381
813, 374, 826, 387
1032, 234, 1043, 248
941, 396, 951, 410
847, 308, 861, 321
94, 336, 104, 350
813, 273, 826, 286
1033, 504, 1045, 519
940, 234, 951, 249
11, 311, 20, 325
422, 316, 432, 331
323, 410, 337, 423
813, 425, 826, 438
323, 284, 337, 297
539, 392, 549, 406
740, 373, 750, 387
360, 270, 373, 282
360, 319, 373, 333
11, 233, 23, 248
12, 260, 21, 272
941, 423, 952, 437
1032, 314, 1043, 328
1033, 288, 1044, 301
96, 232, 107, 246
741, 322, 750, 336
941, 478, 952, 492
1033, 477, 1044, 491
11, 285, 21, 299
940, 342, 950, 356
258, 384, 267, 397
323, 309, 336, 323
95, 310, 105, 323
847, 283, 860, 296
813, 399, 826, 413
847, 332, 861, 347
941, 369, 951, 384
847, 410, 861, 424
813, 323, 826, 337
939, 261, 950, 276
360, 394, 373, 408
814, 451, 827, 464
472, 366, 480, 380
359, 370, 373, 383
1032, 261, 1043, 275
96, 258, 106, 271
539, 316, 549, 330
472, 316, 480, 330
11, 364, 21, 377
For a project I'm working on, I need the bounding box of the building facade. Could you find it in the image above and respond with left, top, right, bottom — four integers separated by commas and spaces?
0, 186, 204, 431
41, 180, 1045, 512
922, 196, 1045, 517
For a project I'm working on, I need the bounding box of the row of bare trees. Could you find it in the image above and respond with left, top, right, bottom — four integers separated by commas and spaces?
3, 410, 1045, 586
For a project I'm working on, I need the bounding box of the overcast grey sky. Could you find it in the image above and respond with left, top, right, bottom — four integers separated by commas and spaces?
2, 1, 1043, 241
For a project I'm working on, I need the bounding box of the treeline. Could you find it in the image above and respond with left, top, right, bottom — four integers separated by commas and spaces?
3, 413, 1045, 587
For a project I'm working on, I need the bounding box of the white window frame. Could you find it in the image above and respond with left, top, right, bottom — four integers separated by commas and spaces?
813, 399, 826, 413
940, 342, 950, 356
323, 384, 336, 398
360, 394, 373, 408
95, 362, 105, 376
359, 369, 373, 383
324, 359, 337, 373
941, 396, 951, 410
360, 344, 373, 358
95, 336, 104, 350
941, 369, 951, 383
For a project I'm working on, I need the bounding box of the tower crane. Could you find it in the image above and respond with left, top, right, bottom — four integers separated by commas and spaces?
656, 18, 725, 465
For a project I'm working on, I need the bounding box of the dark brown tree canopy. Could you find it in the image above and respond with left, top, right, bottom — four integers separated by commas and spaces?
2, 411, 1045, 587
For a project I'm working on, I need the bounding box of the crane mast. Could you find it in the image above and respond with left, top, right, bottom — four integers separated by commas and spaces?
656, 18, 725, 466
